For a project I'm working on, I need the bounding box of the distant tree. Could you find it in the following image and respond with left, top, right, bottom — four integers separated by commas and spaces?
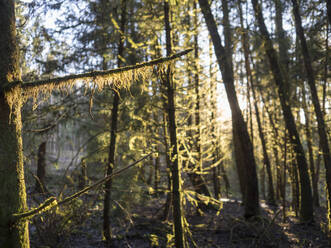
291, 0, 331, 230
198, 0, 260, 218
251, 0, 314, 222
238, 1, 275, 206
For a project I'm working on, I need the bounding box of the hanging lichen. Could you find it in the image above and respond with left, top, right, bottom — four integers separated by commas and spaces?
4, 49, 190, 117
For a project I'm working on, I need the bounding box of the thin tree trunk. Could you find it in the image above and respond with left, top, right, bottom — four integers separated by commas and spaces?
35, 142, 47, 194
274, 0, 290, 88
163, 1, 184, 247
208, 37, 221, 199
192, 0, 210, 199
282, 134, 287, 222
103, 0, 127, 241
0, 1, 29, 247
199, 0, 259, 218
273, 0, 290, 204
292, 159, 300, 218
302, 88, 320, 207
291, 0, 331, 226
161, 112, 172, 221
253, 57, 283, 203
251, 0, 313, 222
154, 154, 160, 194
238, 1, 275, 205
78, 160, 88, 190
261, 165, 266, 200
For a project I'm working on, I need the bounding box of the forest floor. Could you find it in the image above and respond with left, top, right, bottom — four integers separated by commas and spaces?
29, 191, 330, 248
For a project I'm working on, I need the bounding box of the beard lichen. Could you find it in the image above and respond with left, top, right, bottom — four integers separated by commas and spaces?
4, 48, 190, 119
4, 63, 170, 115
4, 85, 23, 125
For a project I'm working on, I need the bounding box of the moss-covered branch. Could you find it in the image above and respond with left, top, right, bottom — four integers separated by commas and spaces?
2, 49, 192, 92
11, 197, 58, 222
11, 153, 151, 222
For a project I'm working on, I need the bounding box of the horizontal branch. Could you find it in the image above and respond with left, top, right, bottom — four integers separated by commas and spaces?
57, 153, 151, 206
3, 49, 192, 92
11, 153, 151, 222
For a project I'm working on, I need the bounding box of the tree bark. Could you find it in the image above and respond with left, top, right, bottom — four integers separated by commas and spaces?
163, 1, 184, 247
78, 160, 88, 190
291, 0, 331, 226
251, 0, 313, 222
35, 142, 47, 193
199, 0, 259, 218
0, 1, 29, 247
161, 112, 172, 221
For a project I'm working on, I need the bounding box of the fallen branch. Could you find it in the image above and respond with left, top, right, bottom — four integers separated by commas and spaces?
11, 153, 151, 222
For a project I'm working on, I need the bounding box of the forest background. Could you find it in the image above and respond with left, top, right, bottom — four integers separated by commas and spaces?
0, 0, 330, 247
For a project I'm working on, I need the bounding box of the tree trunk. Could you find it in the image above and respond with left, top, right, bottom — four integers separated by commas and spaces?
163, 1, 184, 247
0, 1, 30, 247
282, 134, 287, 222
238, 1, 275, 205
35, 141, 47, 193
251, 0, 313, 222
291, 0, 331, 226
274, 0, 290, 90
161, 111, 172, 221
302, 88, 320, 207
192, 0, 211, 200
103, 0, 127, 241
153, 153, 160, 194
78, 160, 88, 190
209, 37, 221, 199
292, 159, 300, 218
199, 0, 259, 218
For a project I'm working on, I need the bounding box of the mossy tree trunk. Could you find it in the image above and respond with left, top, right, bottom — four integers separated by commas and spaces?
0, 0, 29, 247
163, 1, 185, 247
